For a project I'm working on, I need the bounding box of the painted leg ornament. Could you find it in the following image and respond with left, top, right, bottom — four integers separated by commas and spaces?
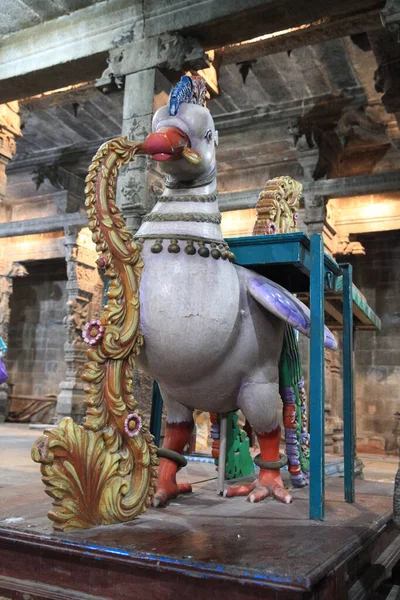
153, 420, 193, 507
223, 425, 292, 504
279, 326, 310, 488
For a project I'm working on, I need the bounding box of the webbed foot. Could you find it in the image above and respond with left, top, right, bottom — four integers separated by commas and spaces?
153, 482, 192, 507
223, 469, 292, 504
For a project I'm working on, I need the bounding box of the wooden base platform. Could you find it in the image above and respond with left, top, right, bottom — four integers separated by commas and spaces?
0, 461, 397, 600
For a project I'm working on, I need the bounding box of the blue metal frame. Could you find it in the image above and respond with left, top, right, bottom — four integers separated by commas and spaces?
341, 263, 355, 503
229, 232, 342, 284
309, 234, 325, 520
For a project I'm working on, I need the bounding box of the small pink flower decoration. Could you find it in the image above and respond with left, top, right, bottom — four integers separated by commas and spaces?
82, 319, 104, 345
124, 413, 142, 437
293, 212, 298, 224
96, 256, 108, 268
266, 222, 277, 235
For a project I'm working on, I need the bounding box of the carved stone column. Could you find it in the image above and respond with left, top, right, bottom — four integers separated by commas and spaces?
0, 103, 21, 421
56, 227, 104, 422
330, 336, 344, 455
290, 118, 338, 254
116, 68, 162, 232
323, 334, 344, 454
0, 103, 20, 203
303, 193, 337, 256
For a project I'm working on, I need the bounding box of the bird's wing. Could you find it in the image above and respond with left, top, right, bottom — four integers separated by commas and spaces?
247, 273, 337, 350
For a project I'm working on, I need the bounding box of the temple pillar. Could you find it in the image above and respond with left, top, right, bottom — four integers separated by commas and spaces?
0, 103, 21, 421
56, 226, 103, 422
323, 334, 344, 454
116, 68, 163, 232
294, 131, 344, 454
303, 193, 337, 256
302, 193, 343, 452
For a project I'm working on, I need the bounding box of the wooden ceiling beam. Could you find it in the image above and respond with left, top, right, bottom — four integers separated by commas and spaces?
221, 9, 383, 64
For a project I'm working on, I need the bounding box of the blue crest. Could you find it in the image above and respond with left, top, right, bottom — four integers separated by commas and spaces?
169, 75, 194, 116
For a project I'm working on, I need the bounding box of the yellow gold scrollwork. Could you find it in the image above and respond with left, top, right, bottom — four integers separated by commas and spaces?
32, 138, 158, 531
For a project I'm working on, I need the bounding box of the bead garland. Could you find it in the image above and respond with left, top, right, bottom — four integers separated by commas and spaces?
135, 236, 236, 262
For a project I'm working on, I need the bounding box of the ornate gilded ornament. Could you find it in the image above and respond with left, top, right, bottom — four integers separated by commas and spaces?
253, 176, 302, 236
32, 137, 158, 531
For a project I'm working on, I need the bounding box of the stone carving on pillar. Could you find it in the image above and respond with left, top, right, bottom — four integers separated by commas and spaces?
324, 335, 344, 455
336, 235, 366, 256
95, 62, 125, 95
56, 226, 104, 423
156, 34, 208, 72
0, 103, 21, 200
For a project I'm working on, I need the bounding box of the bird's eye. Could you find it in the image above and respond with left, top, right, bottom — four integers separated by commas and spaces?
205, 129, 213, 142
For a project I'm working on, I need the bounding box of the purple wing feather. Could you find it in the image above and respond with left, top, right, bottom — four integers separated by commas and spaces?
247, 274, 338, 351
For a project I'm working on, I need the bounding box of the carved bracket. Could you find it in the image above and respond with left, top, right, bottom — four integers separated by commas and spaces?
289, 119, 334, 180
96, 34, 208, 94
336, 235, 366, 256
335, 108, 387, 149
368, 27, 400, 116
381, 0, 400, 38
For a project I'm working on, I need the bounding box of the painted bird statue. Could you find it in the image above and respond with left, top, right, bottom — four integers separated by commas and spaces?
131, 75, 337, 507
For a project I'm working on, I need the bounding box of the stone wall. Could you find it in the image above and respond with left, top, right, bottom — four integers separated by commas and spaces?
5, 258, 68, 422
348, 230, 400, 454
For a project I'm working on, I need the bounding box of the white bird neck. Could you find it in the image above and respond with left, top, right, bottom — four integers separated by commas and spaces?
134, 172, 225, 244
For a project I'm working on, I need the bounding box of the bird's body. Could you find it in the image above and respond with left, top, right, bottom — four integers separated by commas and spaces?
136, 242, 284, 425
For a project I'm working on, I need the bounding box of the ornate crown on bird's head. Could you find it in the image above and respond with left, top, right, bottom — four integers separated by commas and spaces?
169, 75, 207, 116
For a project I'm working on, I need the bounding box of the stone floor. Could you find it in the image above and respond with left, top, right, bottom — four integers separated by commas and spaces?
0, 423, 398, 496
0, 422, 397, 600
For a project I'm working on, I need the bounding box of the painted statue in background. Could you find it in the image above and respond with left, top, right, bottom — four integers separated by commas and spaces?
32, 75, 337, 530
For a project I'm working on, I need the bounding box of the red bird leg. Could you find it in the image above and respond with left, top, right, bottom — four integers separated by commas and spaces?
224, 425, 292, 504
153, 420, 193, 507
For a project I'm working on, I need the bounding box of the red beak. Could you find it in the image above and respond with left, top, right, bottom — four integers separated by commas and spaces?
140, 127, 190, 162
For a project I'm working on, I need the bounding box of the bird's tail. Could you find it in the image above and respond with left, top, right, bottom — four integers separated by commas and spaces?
279, 325, 310, 487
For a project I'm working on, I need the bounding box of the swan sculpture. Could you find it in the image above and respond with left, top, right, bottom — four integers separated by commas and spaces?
133, 75, 336, 507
